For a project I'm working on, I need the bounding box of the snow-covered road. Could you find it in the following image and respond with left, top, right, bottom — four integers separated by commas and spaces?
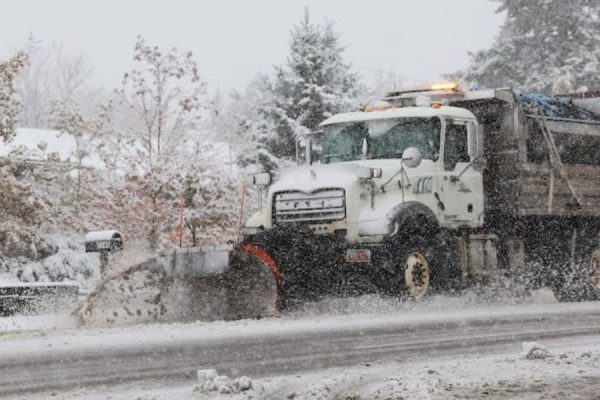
2, 296, 600, 398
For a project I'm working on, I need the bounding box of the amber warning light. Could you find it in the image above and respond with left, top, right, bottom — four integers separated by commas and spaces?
430, 82, 459, 91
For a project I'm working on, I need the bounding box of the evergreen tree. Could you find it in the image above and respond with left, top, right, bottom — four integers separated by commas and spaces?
216, 12, 364, 171
459, 0, 600, 94
265, 10, 363, 160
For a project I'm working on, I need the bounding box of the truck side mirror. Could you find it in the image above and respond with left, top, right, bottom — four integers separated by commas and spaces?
402, 147, 422, 168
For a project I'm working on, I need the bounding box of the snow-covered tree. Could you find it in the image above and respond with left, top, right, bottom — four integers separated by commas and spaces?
105, 37, 209, 249
181, 143, 239, 246
49, 101, 104, 209
214, 75, 280, 171
458, 0, 600, 94
265, 10, 364, 159
0, 49, 29, 142
215, 11, 364, 171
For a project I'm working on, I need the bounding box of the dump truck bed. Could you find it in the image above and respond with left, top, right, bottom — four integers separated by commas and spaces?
452, 89, 600, 218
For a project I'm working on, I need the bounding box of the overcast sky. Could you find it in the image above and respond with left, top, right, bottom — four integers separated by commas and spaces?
1, 0, 505, 94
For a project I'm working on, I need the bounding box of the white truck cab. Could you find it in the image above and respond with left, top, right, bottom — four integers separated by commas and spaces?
240, 83, 600, 303
245, 86, 484, 244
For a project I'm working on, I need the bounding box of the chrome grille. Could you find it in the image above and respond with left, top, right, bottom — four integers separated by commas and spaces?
273, 189, 345, 224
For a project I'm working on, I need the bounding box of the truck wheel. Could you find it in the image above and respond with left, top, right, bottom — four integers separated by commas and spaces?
384, 235, 440, 300
404, 249, 431, 299
552, 249, 600, 302
383, 231, 462, 299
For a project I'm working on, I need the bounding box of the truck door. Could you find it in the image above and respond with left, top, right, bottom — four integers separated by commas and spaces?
440, 120, 484, 226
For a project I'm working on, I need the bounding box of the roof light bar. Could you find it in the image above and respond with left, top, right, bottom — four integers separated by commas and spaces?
430, 82, 459, 91
384, 82, 460, 99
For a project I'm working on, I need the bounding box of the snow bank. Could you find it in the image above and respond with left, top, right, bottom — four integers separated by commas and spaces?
194, 369, 257, 396
263, 340, 600, 400
0, 312, 76, 332
8, 341, 600, 400
522, 341, 552, 360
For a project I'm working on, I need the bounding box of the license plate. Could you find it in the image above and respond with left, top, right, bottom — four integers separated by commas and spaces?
345, 249, 371, 263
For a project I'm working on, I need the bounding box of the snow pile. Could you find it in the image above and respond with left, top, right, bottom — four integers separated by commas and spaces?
286, 382, 356, 400
272, 344, 600, 400
194, 369, 257, 396
522, 341, 552, 360
0, 312, 76, 332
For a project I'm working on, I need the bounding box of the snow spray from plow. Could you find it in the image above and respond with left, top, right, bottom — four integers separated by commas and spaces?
74, 243, 280, 324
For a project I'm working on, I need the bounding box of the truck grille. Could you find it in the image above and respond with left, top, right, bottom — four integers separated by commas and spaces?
273, 189, 345, 224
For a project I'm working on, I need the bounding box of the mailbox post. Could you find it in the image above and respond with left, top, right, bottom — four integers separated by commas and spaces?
85, 230, 123, 275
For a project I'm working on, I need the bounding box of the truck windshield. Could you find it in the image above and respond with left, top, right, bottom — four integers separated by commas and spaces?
321, 117, 441, 164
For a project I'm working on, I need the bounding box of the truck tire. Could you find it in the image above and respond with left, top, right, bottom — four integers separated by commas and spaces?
382, 230, 463, 299
386, 235, 439, 300
552, 248, 600, 302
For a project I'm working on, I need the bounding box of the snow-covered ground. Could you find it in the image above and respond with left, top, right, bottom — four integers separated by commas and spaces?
7, 335, 600, 400
2, 292, 600, 399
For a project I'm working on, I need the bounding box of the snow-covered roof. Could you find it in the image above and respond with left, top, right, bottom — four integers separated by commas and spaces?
320, 106, 476, 126
0, 128, 104, 169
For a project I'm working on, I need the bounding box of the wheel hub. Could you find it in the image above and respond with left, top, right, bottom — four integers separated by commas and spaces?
404, 251, 430, 299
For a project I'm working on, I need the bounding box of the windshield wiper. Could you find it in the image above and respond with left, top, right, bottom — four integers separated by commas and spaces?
323, 154, 353, 162
370, 152, 404, 159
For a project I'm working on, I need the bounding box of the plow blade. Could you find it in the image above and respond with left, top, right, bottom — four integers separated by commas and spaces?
0, 282, 79, 316
148, 244, 279, 320
77, 244, 280, 323
145, 244, 234, 279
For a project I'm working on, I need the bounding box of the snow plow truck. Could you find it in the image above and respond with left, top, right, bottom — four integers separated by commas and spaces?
229, 82, 600, 317
6, 83, 600, 320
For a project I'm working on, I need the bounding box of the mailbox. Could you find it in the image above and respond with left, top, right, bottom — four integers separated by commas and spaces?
85, 230, 123, 253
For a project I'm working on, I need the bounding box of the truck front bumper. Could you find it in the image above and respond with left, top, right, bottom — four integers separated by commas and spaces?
242, 227, 393, 303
